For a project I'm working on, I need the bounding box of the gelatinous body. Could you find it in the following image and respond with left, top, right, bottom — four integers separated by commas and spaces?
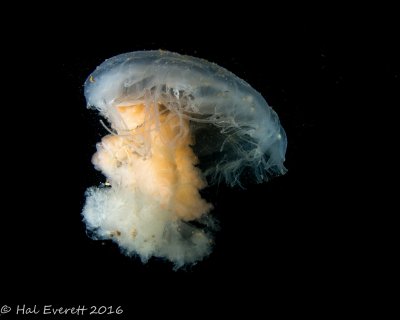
82, 51, 287, 268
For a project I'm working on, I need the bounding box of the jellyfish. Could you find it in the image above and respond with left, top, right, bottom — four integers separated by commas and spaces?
82, 50, 287, 268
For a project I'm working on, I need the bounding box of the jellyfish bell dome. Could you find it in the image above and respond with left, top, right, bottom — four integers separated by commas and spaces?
84, 50, 287, 186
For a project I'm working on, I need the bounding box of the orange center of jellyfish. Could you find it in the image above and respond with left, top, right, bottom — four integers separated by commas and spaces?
92, 103, 212, 221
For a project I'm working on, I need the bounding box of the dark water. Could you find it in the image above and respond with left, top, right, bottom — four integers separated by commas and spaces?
1, 13, 397, 316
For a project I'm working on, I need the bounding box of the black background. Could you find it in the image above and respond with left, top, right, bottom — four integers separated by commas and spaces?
1, 9, 398, 316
